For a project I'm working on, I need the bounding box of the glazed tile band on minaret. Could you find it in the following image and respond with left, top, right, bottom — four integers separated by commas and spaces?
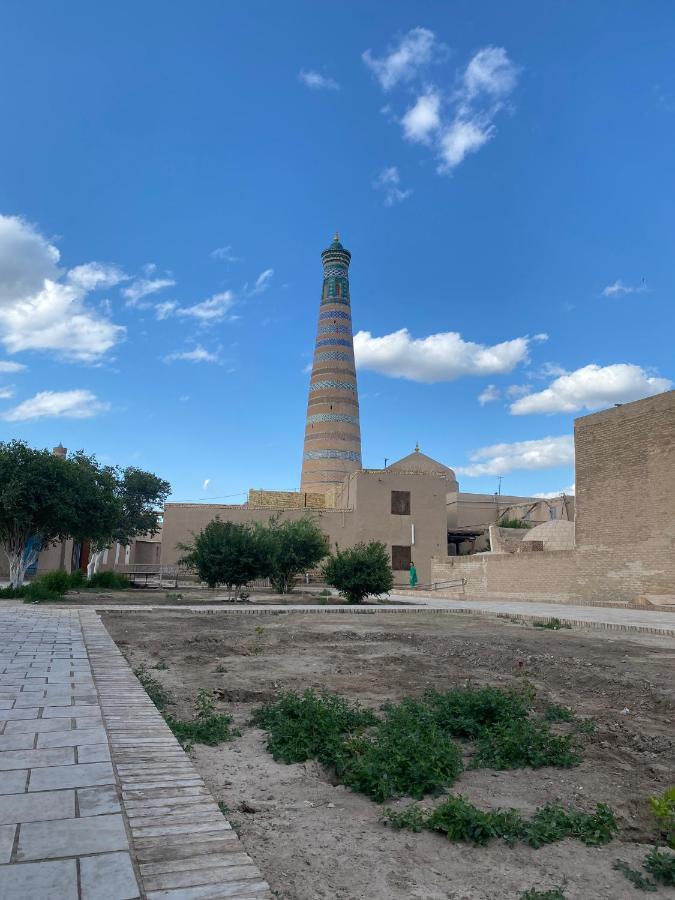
300, 233, 362, 493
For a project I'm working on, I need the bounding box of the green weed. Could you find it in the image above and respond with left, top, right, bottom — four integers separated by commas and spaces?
472, 717, 581, 770
87, 570, 129, 589
423, 685, 531, 739
214, 664, 226, 673
134, 665, 173, 710
649, 786, 675, 848
533, 618, 571, 630
165, 689, 239, 747
165, 592, 183, 600
152, 659, 168, 671
613, 860, 657, 892
384, 798, 617, 849
543, 703, 573, 723
643, 847, 675, 886
520, 888, 566, 900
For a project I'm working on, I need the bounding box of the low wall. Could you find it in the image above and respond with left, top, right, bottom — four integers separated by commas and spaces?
432, 547, 674, 604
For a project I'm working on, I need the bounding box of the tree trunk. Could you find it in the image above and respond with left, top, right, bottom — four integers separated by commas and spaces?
86, 550, 104, 580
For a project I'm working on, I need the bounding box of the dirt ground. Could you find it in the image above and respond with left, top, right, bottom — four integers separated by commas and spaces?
102, 610, 675, 900
56, 586, 362, 606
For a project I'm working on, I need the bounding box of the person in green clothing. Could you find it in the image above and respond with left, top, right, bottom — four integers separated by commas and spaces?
409, 561, 418, 588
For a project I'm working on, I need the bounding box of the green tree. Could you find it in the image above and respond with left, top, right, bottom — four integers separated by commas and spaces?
178, 518, 266, 598
84, 466, 170, 578
0, 441, 108, 587
259, 516, 329, 594
322, 541, 394, 604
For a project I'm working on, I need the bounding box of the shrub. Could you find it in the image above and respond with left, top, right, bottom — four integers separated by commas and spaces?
38, 570, 72, 594
252, 689, 377, 767
258, 516, 329, 594
649, 786, 675, 848
165, 690, 238, 748
322, 541, 394, 604
88, 570, 129, 590
533, 618, 571, 630
340, 699, 463, 802
423, 685, 532, 739
68, 569, 86, 587
178, 518, 267, 595
472, 717, 581, 770
524, 802, 617, 847
499, 518, 532, 529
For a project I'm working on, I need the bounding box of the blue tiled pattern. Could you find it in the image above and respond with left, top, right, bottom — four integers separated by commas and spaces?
323, 265, 347, 277
314, 351, 353, 363
316, 338, 351, 348
317, 324, 351, 335
309, 380, 357, 392
319, 310, 351, 321
320, 296, 350, 307
303, 449, 362, 462
307, 413, 360, 425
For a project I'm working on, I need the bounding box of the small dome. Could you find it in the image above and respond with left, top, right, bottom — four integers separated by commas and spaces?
386, 449, 458, 485
522, 519, 574, 551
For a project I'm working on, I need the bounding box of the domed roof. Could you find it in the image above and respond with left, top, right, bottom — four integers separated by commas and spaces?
522, 519, 574, 551
386, 446, 457, 480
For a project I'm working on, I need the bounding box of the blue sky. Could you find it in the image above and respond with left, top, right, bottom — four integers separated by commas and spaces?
0, 1, 673, 502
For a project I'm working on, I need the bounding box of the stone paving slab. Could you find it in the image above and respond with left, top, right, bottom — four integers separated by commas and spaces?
0, 609, 272, 899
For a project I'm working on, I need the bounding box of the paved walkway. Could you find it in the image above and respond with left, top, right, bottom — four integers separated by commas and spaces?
0, 608, 272, 900
80, 598, 675, 637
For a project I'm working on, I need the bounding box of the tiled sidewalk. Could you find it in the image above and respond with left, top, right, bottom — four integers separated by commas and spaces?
0, 609, 271, 899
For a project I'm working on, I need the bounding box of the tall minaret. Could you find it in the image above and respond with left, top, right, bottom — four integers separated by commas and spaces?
300, 233, 362, 494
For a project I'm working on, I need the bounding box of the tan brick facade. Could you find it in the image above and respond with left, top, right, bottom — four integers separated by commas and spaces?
433, 391, 675, 604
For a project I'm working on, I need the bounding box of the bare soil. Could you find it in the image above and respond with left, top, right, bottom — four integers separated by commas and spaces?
102, 610, 675, 900
55, 587, 360, 607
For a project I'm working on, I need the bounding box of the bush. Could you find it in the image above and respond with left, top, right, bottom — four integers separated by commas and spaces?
340, 699, 463, 802
258, 516, 329, 594
87, 570, 129, 590
533, 618, 571, 630
423, 685, 532, 739
322, 541, 394, 604
649, 786, 675, 848
38, 570, 72, 594
499, 518, 532, 529
178, 518, 267, 594
165, 690, 238, 748
472, 717, 581, 770
68, 569, 86, 588
543, 703, 573, 723
252, 689, 377, 767
520, 889, 566, 900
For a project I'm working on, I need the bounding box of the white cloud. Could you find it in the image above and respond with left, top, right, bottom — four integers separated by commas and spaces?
354, 328, 533, 383
478, 384, 500, 405
601, 279, 649, 297
122, 276, 175, 305
457, 435, 574, 477
510, 363, 672, 415
299, 70, 340, 91
177, 291, 235, 322
163, 345, 220, 364
210, 246, 241, 263
401, 92, 441, 143
373, 166, 412, 206
0, 215, 125, 362
534, 483, 575, 499
2, 389, 110, 422
463, 46, 520, 100
250, 269, 274, 295
202, 478, 211, 490
506, 383, 530, 398
363, 27, 437, 90
0, 386, 14, 399
67, 263, 127, 291
155, 301, 177, 320
370, 38, 519, 174
0, 360, 26, 373
438, 117, 494, 169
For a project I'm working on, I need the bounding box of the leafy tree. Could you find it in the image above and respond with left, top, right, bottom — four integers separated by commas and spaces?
84, 465, 170, 578
258, 515, 329, 594
322, 541, 394, 604
178, 518, 266, 597
0, 441, 108, 587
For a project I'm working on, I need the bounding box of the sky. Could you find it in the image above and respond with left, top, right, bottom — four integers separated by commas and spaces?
0, 1, 673, 503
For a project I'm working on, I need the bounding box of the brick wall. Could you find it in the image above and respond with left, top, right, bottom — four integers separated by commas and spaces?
433, 391, 675, 603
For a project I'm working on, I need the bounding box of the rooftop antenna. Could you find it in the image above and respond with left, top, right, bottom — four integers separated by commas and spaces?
497, 475, 503, 496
